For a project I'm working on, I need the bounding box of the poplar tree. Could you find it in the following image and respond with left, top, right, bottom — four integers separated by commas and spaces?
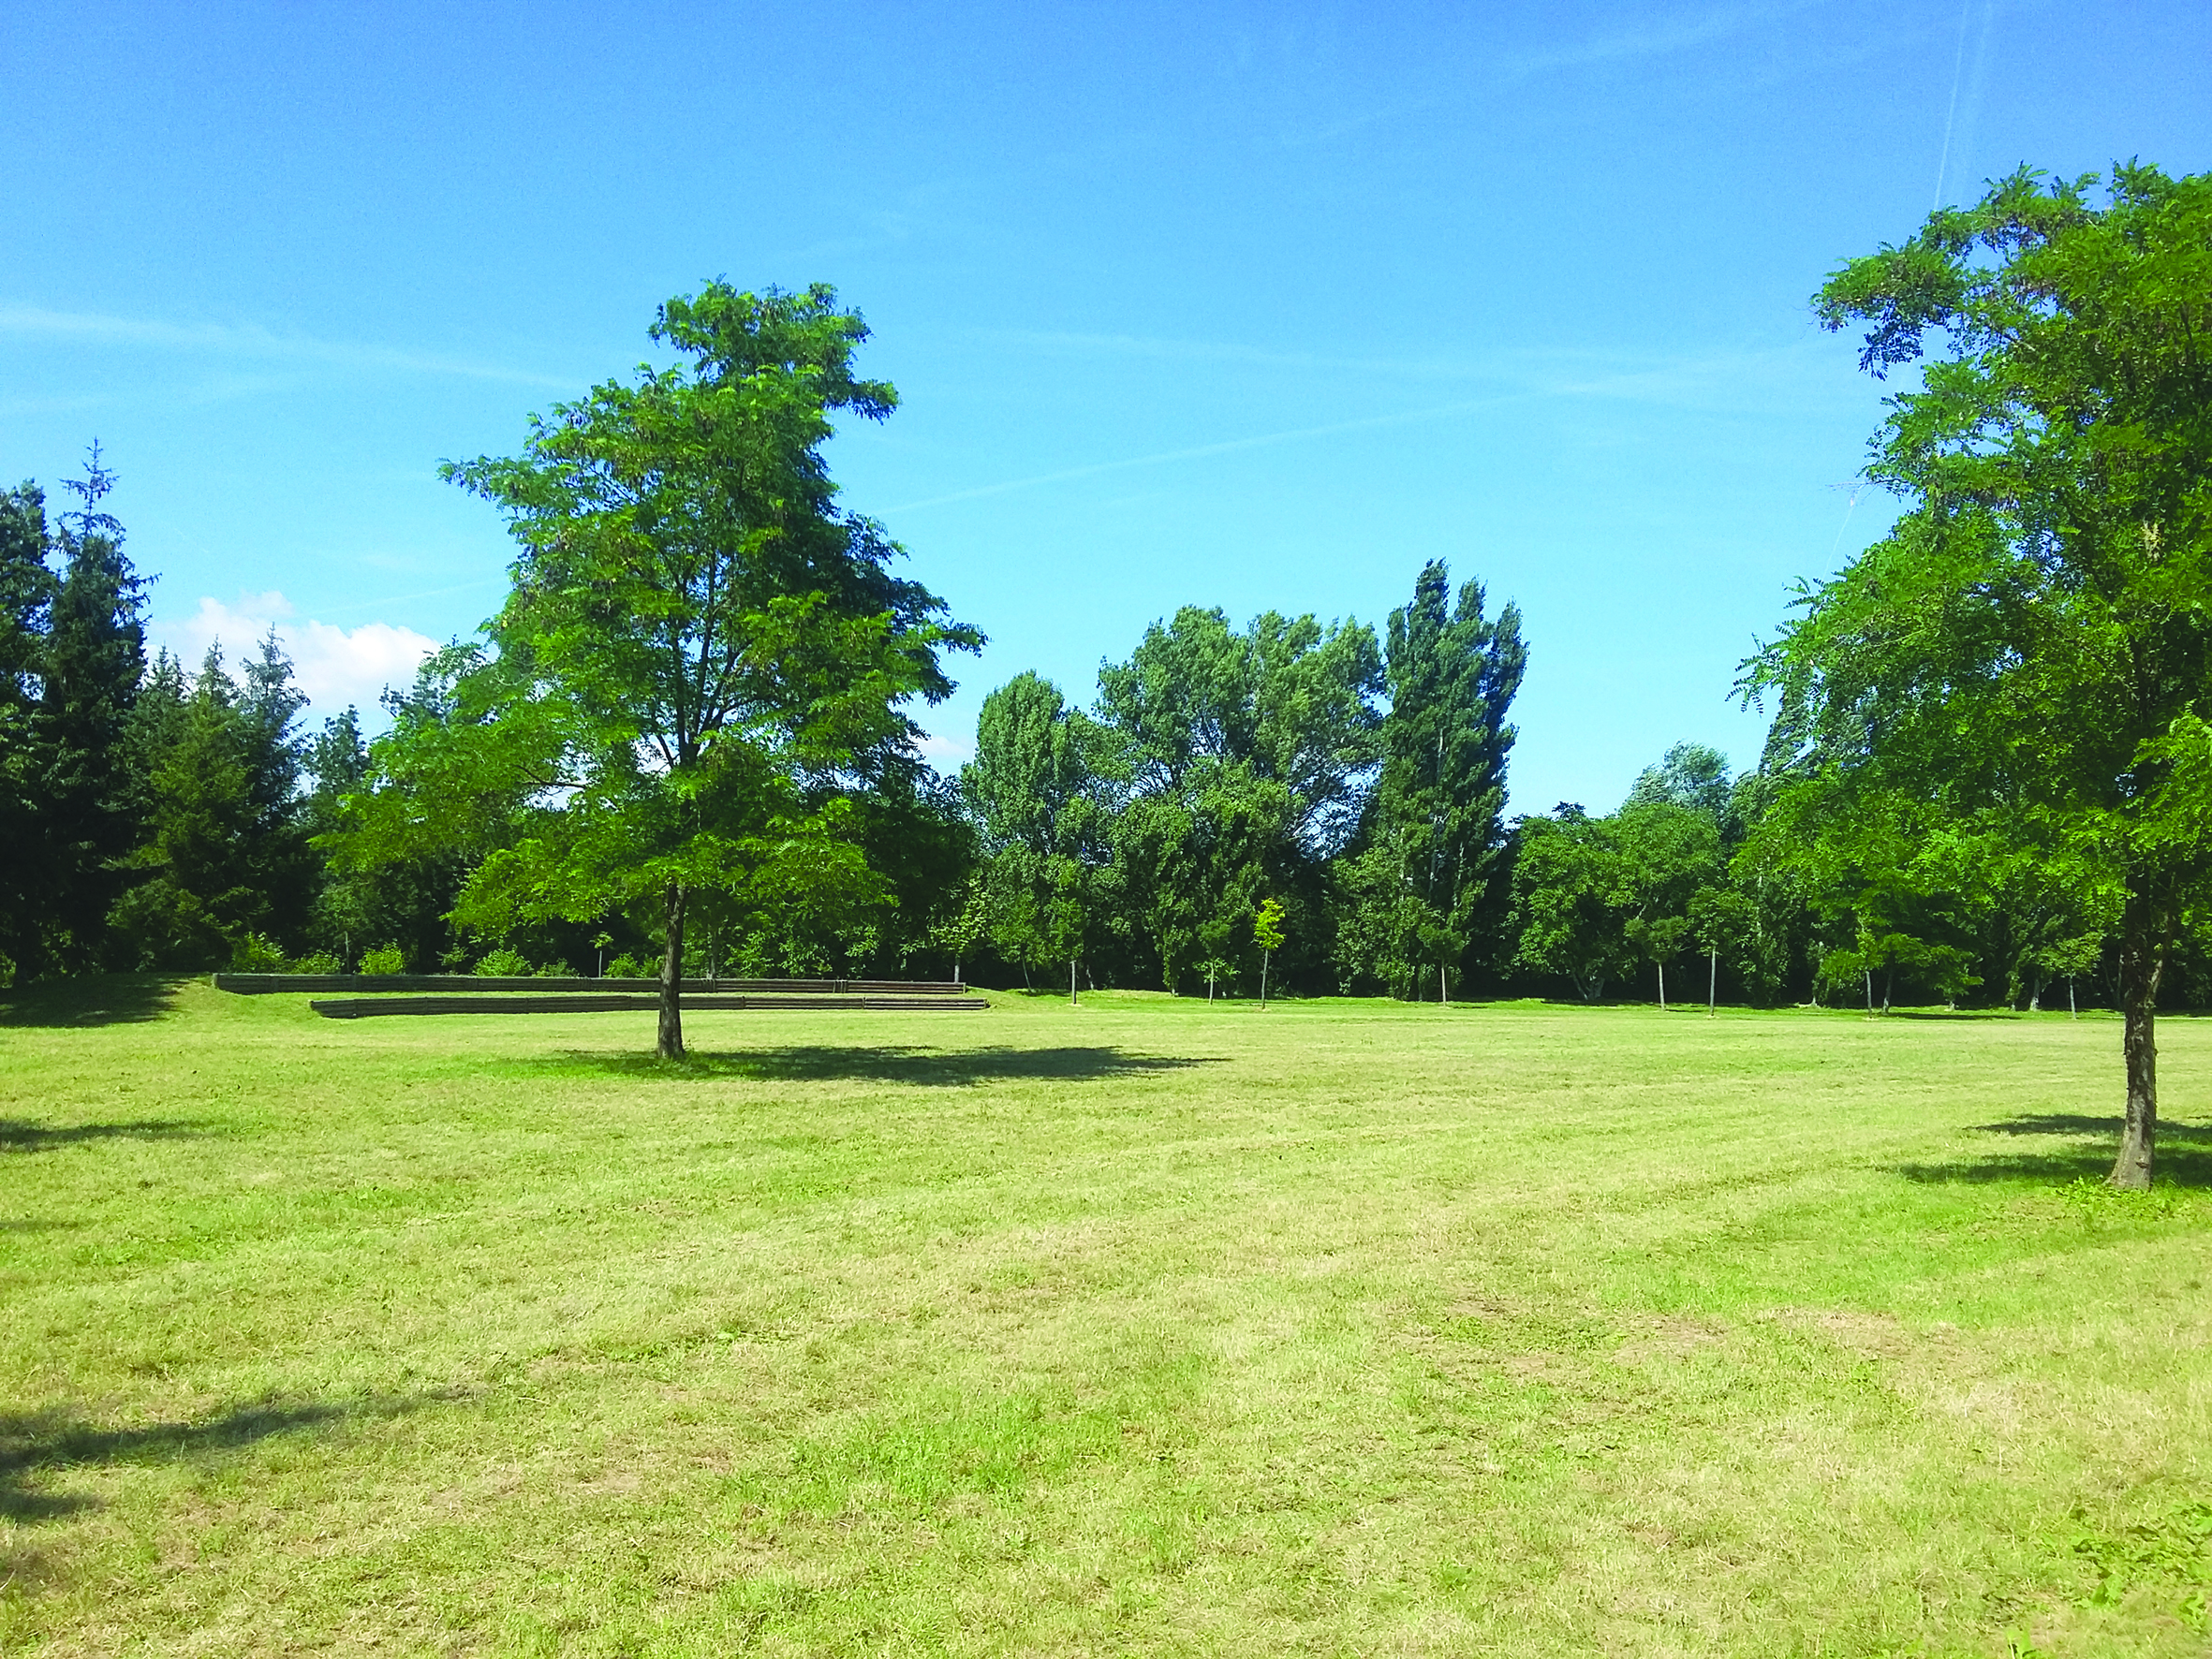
1342, 561, 1525, 999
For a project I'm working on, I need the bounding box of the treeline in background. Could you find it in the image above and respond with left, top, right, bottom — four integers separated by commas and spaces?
4, 453, 2198, 1012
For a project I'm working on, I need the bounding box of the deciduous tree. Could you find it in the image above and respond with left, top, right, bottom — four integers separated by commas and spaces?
342, 284, 974, 1057
1754, 165, 2212, 1184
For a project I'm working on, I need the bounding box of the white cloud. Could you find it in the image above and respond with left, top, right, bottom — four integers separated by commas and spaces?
154, 592, 438, 719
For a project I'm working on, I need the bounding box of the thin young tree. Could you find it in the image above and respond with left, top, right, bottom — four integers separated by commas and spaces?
1254, 896, 1285, 1007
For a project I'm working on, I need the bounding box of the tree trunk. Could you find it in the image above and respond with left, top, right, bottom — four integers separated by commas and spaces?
1881, 964, 1893, 1015
1708, 949, 1717, 1018
1440, 962, 1448, 1005
1261, 950, 1270, 1008
2069, 976, 2077, 1020
657, 881, 687, 1061
1865, 969, 1873, 1016
1658, 960, 1666, 1011
1069, 957, 1078, 1006
2111, 877, 2167, 1190
2028, 969, 2042, 1013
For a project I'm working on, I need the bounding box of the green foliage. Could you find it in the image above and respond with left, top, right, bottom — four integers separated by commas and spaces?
332, 284, 976, 1053
227, 932, 288, 972
1336, 561, 1525, 996
965, 672, 1114, 978
358, 942, 406, 976
1753, 165, 2212, 1158
604, 952, 650, 978
108, 636, 315, 970
932, 873, 993, 979
1085, 605, 1379, 992
0, 479, 54, 984
1253, 896, 1286, 954
474, 947, 531, 976
0, 449, 149, 978
1627, 741, 1733, 825
290, 951, 342, 975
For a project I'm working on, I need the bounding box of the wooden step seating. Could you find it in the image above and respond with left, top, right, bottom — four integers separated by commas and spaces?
307, 992, 989, 1020
217, 974, 969, 995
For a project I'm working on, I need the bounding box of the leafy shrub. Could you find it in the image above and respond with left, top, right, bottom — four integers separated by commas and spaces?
534, 959, 573, 977
229, 933, 289, 972
605, 952, 650, 978
291, 951, 342, 975
475, 947, 532, 976
359, 944, 406, 976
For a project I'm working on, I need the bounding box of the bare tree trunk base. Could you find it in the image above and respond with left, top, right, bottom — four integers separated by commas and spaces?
2108, 878, 2163, 1189
657, 882, 687, 1061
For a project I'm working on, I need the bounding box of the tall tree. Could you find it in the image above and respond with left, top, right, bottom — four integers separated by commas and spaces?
963, 671, 1112, 990
30, 448, 146, 974
343, 283, 975, 1057
1627, 741, 1738, 833
1339, 561, 1525, 998
108, 636, 314, 968
1615, 798, 1724, 1008
1753, 164, 2212, 1185
1506, 806, 1635, 1001
0, 483, 55, 983
1095, 606, 1380, 992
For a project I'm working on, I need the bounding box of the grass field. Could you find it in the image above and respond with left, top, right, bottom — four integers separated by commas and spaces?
4, 979, 2210, 1656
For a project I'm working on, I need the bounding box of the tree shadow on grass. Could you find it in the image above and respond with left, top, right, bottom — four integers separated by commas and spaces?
558, 1044, 1229, 1087
0, 1119, 207, 1154
0, 1393, 444, 1523
0, 976, 190, 1029
1895, 1112, 2212, 1188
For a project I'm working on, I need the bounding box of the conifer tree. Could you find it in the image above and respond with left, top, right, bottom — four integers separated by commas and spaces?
29, 448, 146, 973
0, 483, 55, 982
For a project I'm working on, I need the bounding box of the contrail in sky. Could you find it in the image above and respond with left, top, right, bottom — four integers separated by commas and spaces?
1931, 0, 1995, 209
882, 391, 1540, 514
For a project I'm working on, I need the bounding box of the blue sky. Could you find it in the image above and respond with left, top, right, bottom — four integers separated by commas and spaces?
4, 1, 2206, 812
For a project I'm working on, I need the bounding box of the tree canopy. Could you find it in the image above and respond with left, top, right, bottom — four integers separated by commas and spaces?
338, 283, 978, 1056
1751, 162, 2212, 1184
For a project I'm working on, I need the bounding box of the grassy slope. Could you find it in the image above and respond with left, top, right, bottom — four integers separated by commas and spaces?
2, 979, 2209, 1656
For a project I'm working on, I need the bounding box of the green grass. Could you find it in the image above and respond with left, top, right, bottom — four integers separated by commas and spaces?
4, 979, 2211, 1655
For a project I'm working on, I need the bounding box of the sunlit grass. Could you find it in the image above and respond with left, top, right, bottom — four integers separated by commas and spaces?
3, 979, 2209, 1654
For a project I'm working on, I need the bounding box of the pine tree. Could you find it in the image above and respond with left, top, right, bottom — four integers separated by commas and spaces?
108, 637, 313, 968
29, 447, 146, 973
0, 483, 56, 983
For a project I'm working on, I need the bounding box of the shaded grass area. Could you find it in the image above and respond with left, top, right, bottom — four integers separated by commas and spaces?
2, 981, 2210, 1654
0, 974, 187, 1029
559, 1042, 1230, 1085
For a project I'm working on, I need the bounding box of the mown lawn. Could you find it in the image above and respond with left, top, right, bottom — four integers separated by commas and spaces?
3, 978, 2209, 1656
